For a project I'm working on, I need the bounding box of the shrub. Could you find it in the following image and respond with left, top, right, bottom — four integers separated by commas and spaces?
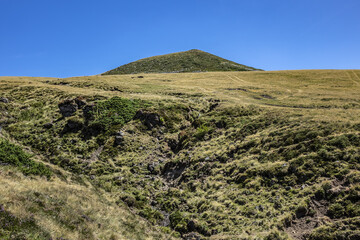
329, 135, 350, 149
169, 211, 188, 233
327, 203, 345, 218
89, 97, 142, 132
194, 124, 212, 140
264, 231, 287, 240
0, 138, 51, 178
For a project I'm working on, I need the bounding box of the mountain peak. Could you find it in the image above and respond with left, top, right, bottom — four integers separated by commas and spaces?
102, 50, 262, 75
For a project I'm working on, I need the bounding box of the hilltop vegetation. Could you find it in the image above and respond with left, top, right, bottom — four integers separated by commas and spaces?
103, 49, 261, 75
0, 69, 359, 239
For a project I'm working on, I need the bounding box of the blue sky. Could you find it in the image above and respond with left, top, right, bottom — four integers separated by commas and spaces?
1, 0, 359, 77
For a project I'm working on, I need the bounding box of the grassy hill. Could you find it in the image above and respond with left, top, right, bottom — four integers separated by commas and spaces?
0, 70, 359, 239
102, 49, 261, 75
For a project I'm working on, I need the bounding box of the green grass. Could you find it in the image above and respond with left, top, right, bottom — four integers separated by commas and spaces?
89, 96, 144, 132
0, 69, 359, 239
0, 138, 52, 178
102, 49, 261, 75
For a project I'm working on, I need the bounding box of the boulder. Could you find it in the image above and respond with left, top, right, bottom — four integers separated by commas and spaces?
58, 99, 78, 117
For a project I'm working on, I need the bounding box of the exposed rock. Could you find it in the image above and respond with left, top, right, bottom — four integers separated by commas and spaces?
162, 161, 187, 180
215, 120, 226, 128
134, 110, 163, 129
0, 97, 9, 103
209, 103, 219, 112
82, 123, 103, 139
166, 138, 179, 152
75, 97, 87, 109
187, 220, 196, 232
43, 123, 53, 129
63, 119, 83, 133
147, 162, 159, 174
83, 104, 95, 120
295, 206, 308, 218
58, 99, 78, 117
114, 131, 125, 146
159, 211, 170, 227
183, 232, 202, 240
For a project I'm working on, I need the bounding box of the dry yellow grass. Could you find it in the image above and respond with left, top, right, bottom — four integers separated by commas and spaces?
0, 166, 175, 240
2, 69, 359, 123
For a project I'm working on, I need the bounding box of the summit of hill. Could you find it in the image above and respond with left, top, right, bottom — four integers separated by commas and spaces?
102, 49, 262, 75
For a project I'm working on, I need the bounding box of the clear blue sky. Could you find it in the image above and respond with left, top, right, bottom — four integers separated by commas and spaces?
1, 0, 359, 77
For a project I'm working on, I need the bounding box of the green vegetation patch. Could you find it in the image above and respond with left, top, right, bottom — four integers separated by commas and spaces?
103, 49, 261, 75
88, 96, 144, 132
0, 138, 51, 178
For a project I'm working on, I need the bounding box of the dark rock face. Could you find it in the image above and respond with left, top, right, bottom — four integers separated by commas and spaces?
63, 119, 83, 133
0, 97, 9, 103
58, 97, 87, 118
83, 104, 95, 120
75, 97, 87, 109
134, 110, 163, 129
166, 138, 179, 152
82, 123, 103, 139
58, 100, 78, 117
162, 161, 187, 180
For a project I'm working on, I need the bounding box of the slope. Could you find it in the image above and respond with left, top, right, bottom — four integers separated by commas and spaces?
102, 49, 261, 75
0, 70, 359, 239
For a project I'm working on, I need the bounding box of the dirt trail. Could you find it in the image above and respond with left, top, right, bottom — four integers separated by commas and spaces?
286, 179, 349, 240
347, 71, 360, 86
352, 70, 360, 81
225, 73, 248, 84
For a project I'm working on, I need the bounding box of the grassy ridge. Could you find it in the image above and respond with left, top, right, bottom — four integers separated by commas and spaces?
102, 49, 261, 75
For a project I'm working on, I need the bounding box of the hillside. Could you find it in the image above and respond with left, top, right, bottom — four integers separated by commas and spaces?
0, 70, 360, 239
102, 49, 261, 75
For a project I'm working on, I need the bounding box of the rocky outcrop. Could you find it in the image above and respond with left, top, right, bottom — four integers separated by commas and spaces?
134, 110, 163, 129
162, 161, 187, 180
63, 119, 83, 133
58, 100, 78, 117
58, 97, 87, 117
